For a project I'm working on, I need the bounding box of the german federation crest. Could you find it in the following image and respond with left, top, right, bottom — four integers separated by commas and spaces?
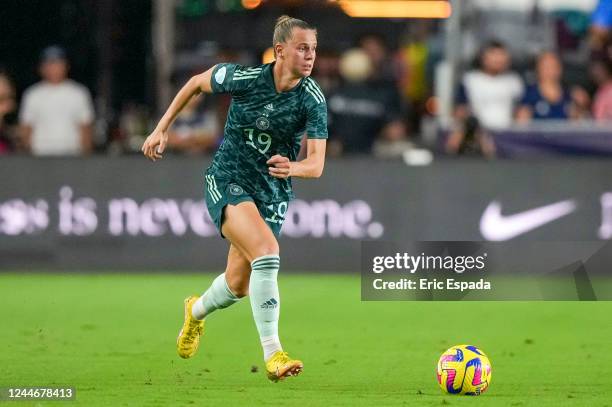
229, 184, 244, 195
256, 116, 270, 130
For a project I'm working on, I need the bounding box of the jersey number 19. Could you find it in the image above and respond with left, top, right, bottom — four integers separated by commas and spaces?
244, 128, 272, 155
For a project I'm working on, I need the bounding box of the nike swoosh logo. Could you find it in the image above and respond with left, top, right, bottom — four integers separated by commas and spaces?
480, 199, 577, 241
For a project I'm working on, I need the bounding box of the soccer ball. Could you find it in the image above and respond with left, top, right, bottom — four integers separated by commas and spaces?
436, 344, 492, 395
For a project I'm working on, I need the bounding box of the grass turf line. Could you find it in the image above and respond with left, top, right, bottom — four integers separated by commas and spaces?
0, 273, 611, 406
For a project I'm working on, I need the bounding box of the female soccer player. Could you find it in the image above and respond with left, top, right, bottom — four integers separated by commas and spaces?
141, 16, 327, 382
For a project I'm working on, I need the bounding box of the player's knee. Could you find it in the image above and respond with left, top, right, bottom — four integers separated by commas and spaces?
251, 240, 279, 261
226, 273, 249, 298
252, 247, 279, 261
228, 279, 248, 298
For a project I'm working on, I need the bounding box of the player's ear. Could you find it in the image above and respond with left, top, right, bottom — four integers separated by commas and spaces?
275, 44, 284, 59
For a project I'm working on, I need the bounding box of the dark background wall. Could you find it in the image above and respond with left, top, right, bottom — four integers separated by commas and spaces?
2, 157, 611, 271
0, 0, 151, 108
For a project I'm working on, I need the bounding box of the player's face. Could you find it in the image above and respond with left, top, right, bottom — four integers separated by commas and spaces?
285, 28, 317, 77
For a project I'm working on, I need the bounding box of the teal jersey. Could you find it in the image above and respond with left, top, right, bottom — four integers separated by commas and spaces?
208, 62, 328, 203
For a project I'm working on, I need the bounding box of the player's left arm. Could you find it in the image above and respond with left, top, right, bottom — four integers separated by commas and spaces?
268, 138, 326, 179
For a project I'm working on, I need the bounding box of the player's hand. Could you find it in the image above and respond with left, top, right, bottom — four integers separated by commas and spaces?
267, 154, 291, 179
141, 129, 168, 162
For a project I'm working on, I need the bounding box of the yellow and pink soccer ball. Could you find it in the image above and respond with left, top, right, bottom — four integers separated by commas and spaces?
436, 344, 492, 395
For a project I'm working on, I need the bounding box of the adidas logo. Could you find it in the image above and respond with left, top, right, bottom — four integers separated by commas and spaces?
264, 103, 274, 111
260, 298, 278, 309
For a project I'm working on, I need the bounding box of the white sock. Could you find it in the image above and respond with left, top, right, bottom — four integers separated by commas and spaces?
191, 273, 240, 320
249, 255, 283, 361
261, 335, 283, 361
191, 296, 206, 320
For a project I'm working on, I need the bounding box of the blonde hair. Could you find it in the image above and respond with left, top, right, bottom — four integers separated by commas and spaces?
273, 15, 316, 57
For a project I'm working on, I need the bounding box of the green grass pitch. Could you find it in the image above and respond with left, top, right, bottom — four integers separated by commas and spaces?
1, 273, 611, 406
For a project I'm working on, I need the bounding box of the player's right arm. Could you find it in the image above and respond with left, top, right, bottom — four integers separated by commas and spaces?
141, 66, 216, 161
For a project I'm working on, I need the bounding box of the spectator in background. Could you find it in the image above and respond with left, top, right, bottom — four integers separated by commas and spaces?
447, 41, 522, 158
592, 59, 612, 121
0, 73, 17, 154
328, 49, 407, 155
310, 49, 341, 96
19, 46, 94, 156
371, 119, 416, 159
446, 115, 496, 158
516, 51, 573, 122
167, 93, 219, 154
456, 41, 523, 130
396, 22, 432, 133
112, 102, 152, 154
358, 33, 396, 83
590, 0, 612, 52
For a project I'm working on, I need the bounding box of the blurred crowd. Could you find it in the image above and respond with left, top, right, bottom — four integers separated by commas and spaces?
2, 1, 612, 159
1, 46, 94, 156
